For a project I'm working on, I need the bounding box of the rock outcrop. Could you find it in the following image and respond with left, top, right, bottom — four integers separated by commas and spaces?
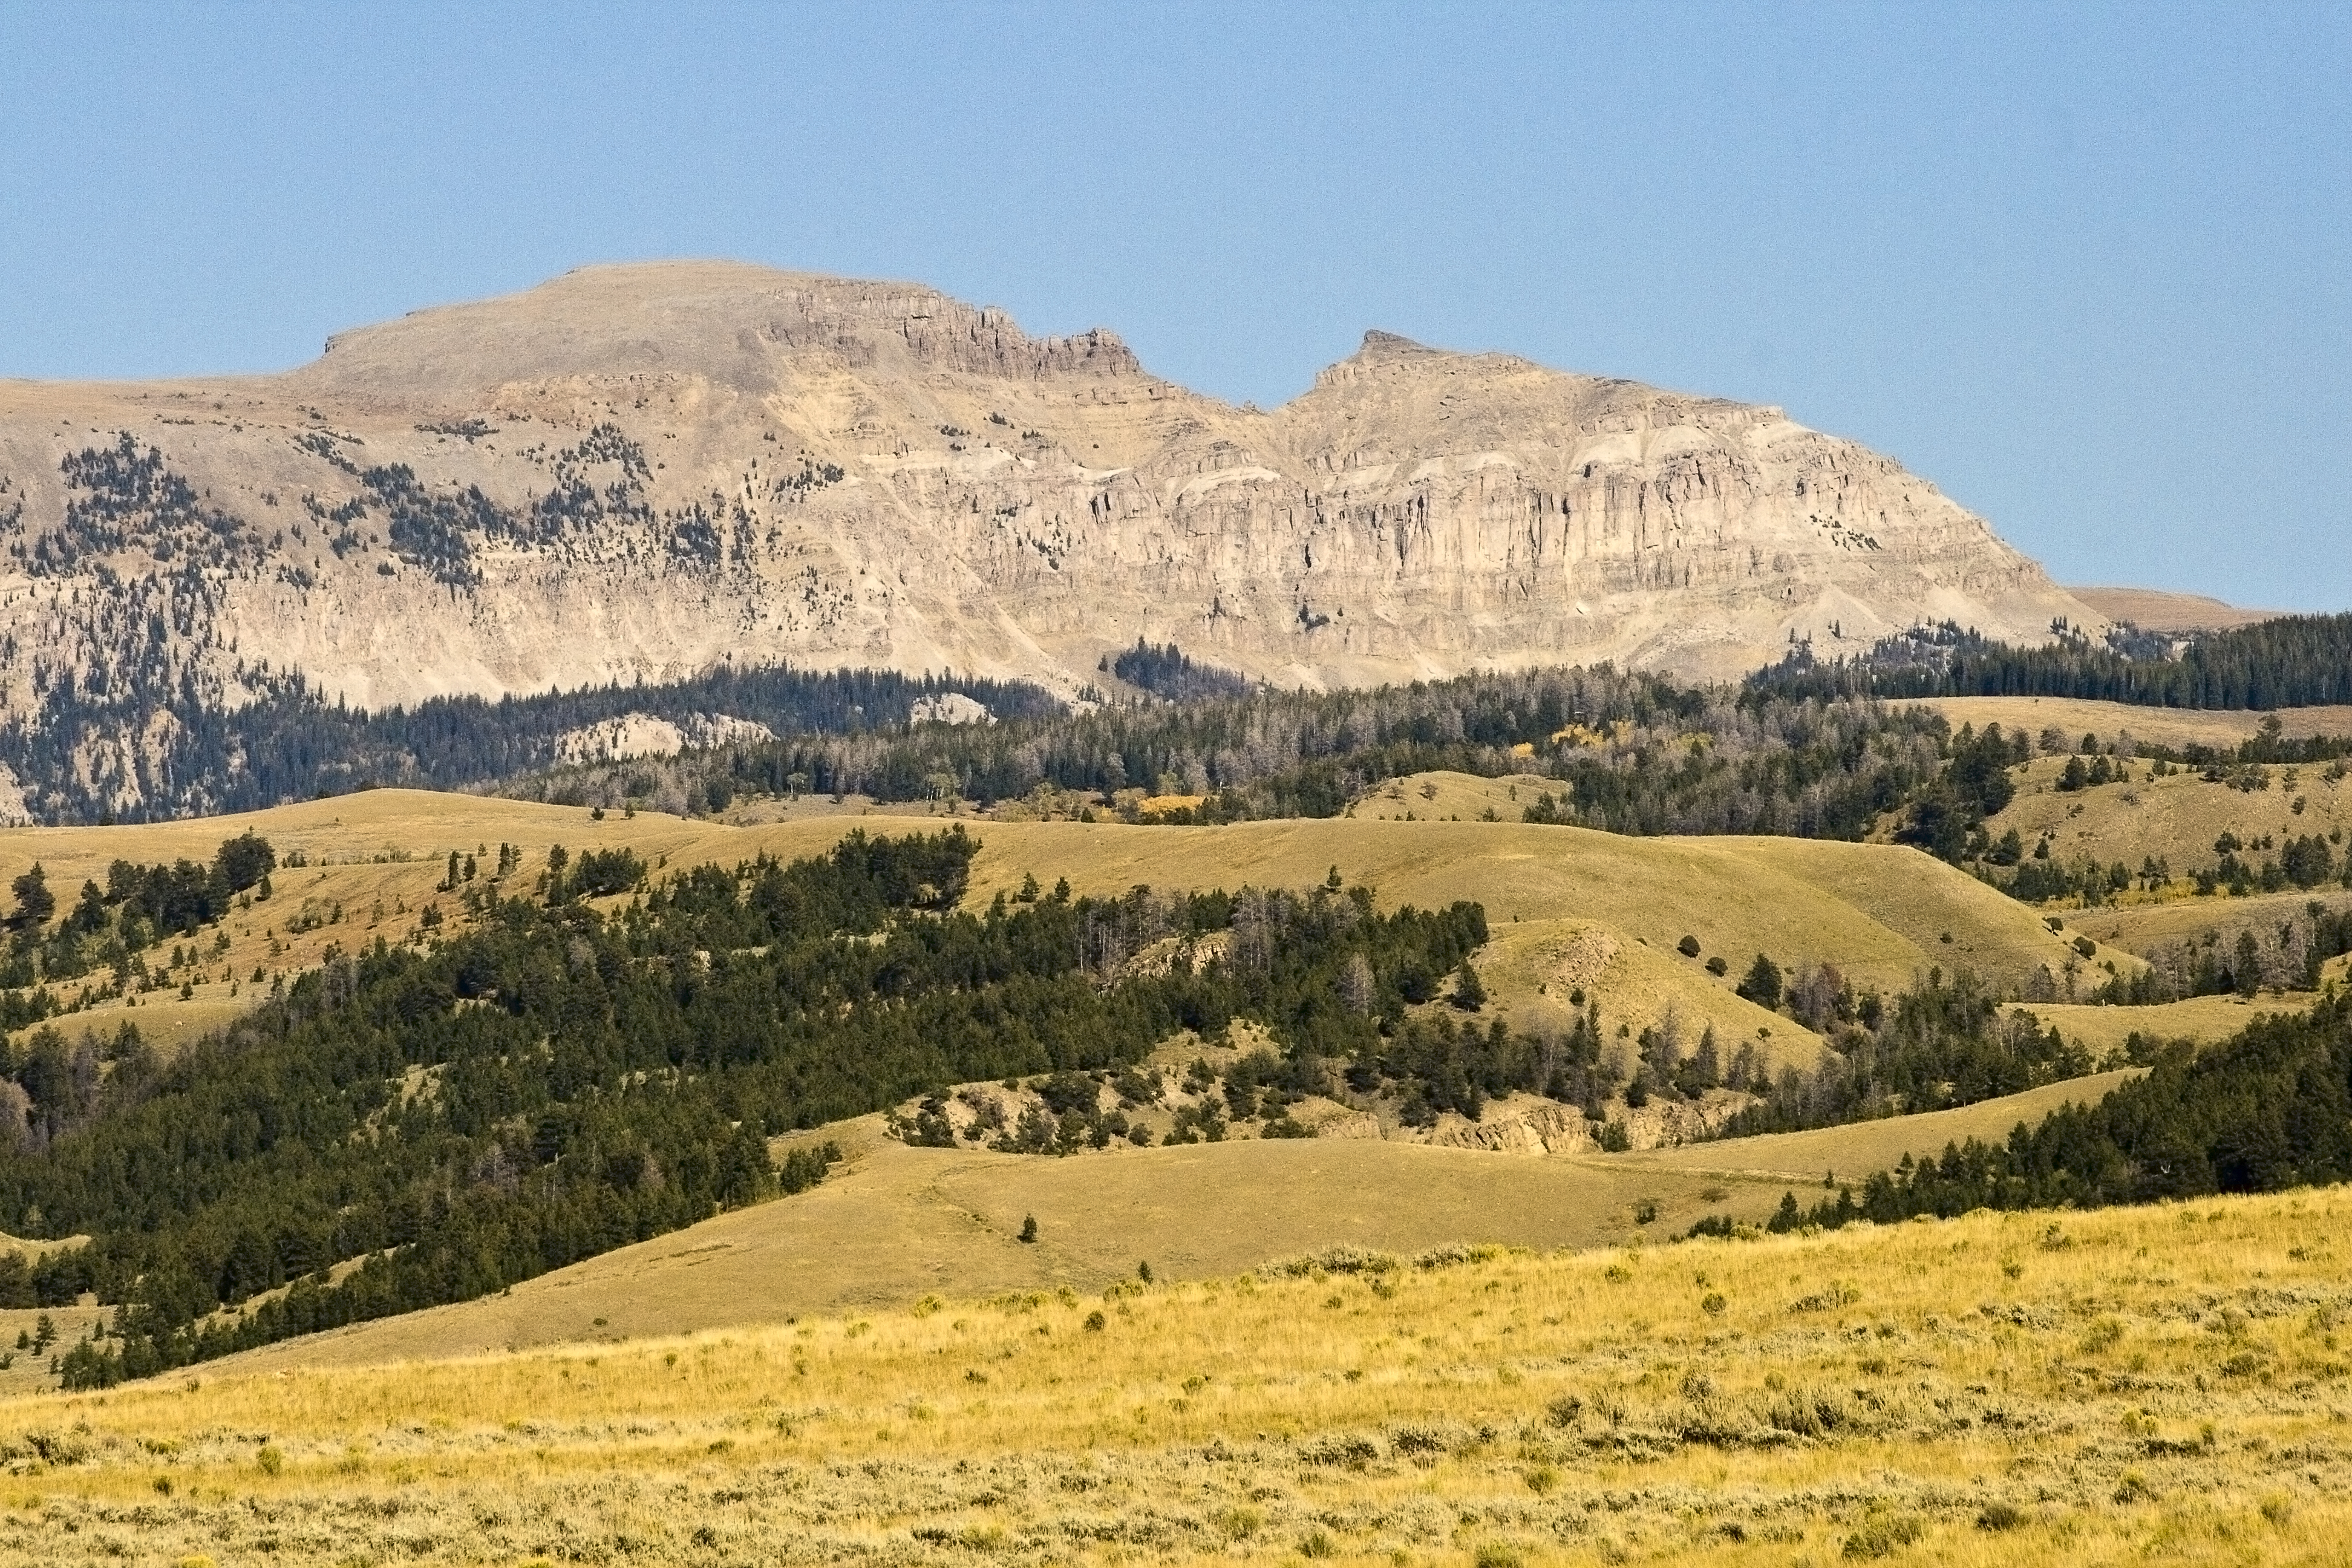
0, 260, 2097, 733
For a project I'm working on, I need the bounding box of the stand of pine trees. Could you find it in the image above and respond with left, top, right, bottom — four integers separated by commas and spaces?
1700, 991, 2352, 1241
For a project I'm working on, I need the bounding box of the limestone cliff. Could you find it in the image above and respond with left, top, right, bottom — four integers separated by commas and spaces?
0, 260, 2095, 741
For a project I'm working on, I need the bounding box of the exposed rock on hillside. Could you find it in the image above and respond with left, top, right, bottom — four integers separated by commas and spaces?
553, 711, 776, 765
0, 260, 2096, 797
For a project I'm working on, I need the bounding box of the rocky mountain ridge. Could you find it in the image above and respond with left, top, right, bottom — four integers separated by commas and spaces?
0, 261, 2097, 813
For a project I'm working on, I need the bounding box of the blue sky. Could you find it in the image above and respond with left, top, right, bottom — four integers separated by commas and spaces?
1, 2, 2345, 609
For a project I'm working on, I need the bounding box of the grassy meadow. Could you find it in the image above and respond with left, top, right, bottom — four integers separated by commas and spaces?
186, 1069, 2150, 1372
1905, 695, 2352, 752
0, 1184, 2343, 1566
1981, 754, 2352, 887
2005, 995, 2310, 1061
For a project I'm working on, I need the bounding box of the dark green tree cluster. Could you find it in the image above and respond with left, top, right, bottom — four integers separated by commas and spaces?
1105, 639, 1250, 702
1893, 722, 2024, 861
1751, 613, 2352, 711
1717, 967, 2092, 1136
0, 834, 277, 1031
1701, 990, 2352, 1239
102, 829, 275, 935
0, 655, 1059, 825
709, 666, 1952, 839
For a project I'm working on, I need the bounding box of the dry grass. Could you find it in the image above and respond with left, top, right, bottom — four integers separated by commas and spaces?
1616, 1071, 2146, 1182
0, 1185, 2345, 1565
2006, 994, 2311, 1060
1348, 772, 1558, 823
1699, 835, 2140, 985
217, 1137, 1775, 1372
214, 1066, 2171, 1371
0, 792, 717, 1057
958, 810, 2089, 999
1469, 918, 1831, 1078
1979, 756, 2352, 897
1904, 696, 2352, 751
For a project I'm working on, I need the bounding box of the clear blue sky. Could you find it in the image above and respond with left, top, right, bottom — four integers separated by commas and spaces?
2, 2, 2345, 610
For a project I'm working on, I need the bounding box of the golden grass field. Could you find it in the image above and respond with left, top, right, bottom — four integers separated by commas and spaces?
1979, 754, 2352, 889
2005, 994, 2310, 1060
1347, 773, 1558, 823
1615, 1071, 2145, 1183
1904, 696, 2352, 753
0, 1182, 2342, 1566
200, 1070, 2140, 1374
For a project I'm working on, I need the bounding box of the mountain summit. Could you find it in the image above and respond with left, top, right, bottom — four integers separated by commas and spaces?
0, 260, 2091, 730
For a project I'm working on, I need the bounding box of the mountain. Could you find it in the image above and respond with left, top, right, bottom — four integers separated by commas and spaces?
0, 261, 2094, 808
2066, 586, 2284, 634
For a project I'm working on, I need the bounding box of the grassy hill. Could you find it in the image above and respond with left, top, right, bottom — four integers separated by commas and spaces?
0, 1180, 2342, 1566
1979, 753, 2352, 885
211, 1065, 2149, 1373
1615, 1068, 2145, 1181
1906, 693, 2352, 751
2007, 993, 2310, 1059
958, 808, 2099, 998
1, 785, 2105, 1057
220, 1132, 1777, 1371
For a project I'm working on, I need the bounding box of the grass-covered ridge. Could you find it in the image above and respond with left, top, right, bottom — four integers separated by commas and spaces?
0, 1187, 2344, 1565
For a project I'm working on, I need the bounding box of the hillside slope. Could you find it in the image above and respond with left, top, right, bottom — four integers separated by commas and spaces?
0, 261, 2096, 816
0, 794, 2102, 1057
220, 1063, 2156, 1370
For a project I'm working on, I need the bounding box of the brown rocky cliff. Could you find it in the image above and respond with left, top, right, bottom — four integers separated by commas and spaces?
0, 260, 2096, 736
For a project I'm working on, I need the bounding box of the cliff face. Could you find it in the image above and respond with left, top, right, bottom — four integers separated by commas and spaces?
0, 261, 2093, 737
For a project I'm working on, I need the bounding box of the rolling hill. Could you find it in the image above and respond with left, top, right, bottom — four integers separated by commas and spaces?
0, 788, 2107, 1062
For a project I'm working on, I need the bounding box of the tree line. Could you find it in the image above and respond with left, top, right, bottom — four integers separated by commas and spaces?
1750, 613, 2352, 711
1707, 989, 2352, 1239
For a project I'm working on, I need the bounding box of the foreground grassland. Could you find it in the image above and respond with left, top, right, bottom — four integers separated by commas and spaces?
0, 1186, 2345, 1566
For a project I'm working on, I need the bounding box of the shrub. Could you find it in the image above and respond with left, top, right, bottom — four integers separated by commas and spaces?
1213, 1506, 1263, 1540
1976, 1501, 2025, 1532
1300, 1434, 1379, 1469
1677, 934, 1702, 957
1840, 1515, 1922, 1558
